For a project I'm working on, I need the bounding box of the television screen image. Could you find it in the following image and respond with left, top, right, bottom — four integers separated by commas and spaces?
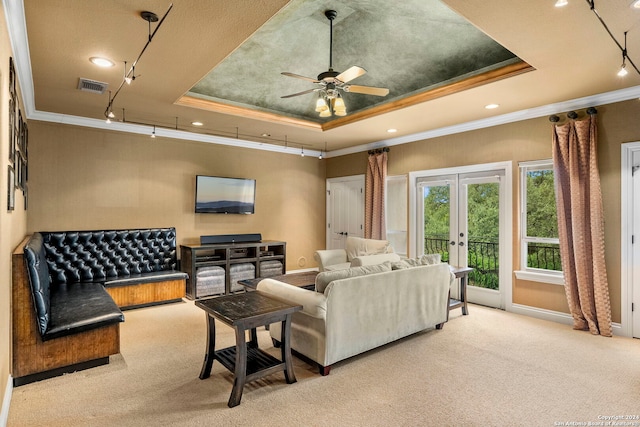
195, 175, 256, 214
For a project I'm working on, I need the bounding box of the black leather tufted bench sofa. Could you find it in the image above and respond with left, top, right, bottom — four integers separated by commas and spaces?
12, 227, 188, 385
37, 228, 188, 309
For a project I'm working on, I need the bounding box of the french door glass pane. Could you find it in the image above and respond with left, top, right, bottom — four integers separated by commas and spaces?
422, 185, 451, 263
466, 182, 500, 290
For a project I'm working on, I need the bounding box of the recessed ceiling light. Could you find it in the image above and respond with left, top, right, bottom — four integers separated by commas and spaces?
555, 0, 568, 7
191, 121, 203, 126
387, 128, 397, 133
89, 57, 115, 68
485, 103, 500, 109
632, 0, 640, 9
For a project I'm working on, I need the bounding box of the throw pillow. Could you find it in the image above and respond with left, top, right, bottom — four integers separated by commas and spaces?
391, 259, 412, 270
315, 261, 392, 293
419, 253, 442, 265
390, 254, 441, 270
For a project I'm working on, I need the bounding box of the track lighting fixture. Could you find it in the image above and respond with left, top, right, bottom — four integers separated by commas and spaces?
618, 61, 628, 77
104, 4, 173, 121
617, 32, 630, 77
301, 147, 305, 157
562, 1, 639, 78
151, 126, 156, 138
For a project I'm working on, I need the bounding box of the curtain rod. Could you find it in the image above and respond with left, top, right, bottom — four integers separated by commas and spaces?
368, 147, 390, 155
549, 107, 597, 122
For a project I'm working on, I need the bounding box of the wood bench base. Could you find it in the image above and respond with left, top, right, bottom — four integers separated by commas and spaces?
12, 237, 121, 385
106, 279, 185, 309
13, 357, 110, 387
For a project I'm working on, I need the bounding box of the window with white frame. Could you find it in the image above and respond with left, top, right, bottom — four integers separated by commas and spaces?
517, 160, 564, 284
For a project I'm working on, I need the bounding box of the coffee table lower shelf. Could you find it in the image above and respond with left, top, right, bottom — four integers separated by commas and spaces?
214, 346, 287, 382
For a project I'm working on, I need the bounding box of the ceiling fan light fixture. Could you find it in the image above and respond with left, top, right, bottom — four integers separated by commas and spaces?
280, 9, 388, 120
315, 96, 329, 112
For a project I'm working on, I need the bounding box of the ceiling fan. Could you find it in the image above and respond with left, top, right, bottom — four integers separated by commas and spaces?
281, 9, 389, 117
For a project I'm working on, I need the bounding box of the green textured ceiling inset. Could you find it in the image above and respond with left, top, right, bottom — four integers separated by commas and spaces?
188, 0, 521, 123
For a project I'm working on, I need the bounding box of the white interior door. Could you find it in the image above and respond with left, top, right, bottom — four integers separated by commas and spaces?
326, 176, 364, 250
632, 151, 640, 338
415, 169, 506, 309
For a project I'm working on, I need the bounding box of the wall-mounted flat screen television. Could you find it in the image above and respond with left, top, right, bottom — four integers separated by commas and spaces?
195, 175, 256, 214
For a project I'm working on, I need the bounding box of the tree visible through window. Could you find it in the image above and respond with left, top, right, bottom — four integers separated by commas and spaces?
521, 161, 562, 272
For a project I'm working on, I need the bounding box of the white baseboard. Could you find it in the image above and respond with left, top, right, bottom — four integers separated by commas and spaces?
0, 375, 12, 427
510, 304, 625, 336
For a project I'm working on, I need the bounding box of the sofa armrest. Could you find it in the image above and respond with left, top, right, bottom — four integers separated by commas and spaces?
314, 249, 348, 272
257, 278, 327, 319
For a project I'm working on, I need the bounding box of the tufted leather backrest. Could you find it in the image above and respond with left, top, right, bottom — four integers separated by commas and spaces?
40, 228, 179, 285
23, 233, 51, 336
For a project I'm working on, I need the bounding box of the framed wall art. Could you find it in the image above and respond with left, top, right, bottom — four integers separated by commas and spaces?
7, 166, 15, 211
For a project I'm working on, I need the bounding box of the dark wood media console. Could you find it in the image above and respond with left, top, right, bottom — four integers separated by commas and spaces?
180, 240, 286, 299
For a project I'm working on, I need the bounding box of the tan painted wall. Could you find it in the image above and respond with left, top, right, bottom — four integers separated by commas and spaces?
1, 5, 28, 413
327, 100, 640, 324
27, 121, 327, 271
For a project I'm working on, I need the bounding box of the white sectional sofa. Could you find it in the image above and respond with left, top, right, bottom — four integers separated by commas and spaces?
257, 261, 454, 375
314, 236, 396, 271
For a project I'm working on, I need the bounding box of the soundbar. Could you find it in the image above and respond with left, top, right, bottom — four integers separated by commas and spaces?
200, 233, 262, 245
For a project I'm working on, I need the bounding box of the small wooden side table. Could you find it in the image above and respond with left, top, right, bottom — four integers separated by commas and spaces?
448, 266, 473, 320
196, 292, 302, 408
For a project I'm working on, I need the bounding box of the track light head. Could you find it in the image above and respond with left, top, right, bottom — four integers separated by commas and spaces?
618, 62, 629, 77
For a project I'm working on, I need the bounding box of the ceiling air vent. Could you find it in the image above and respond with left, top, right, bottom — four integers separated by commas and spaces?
77, 78, 108, 94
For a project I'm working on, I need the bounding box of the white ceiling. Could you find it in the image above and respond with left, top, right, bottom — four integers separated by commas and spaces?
7, 0, 640, 156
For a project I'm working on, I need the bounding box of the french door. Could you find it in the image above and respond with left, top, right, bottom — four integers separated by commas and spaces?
411, 165, 510, 309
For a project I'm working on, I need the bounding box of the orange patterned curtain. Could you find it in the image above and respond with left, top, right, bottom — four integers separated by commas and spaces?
551, 109, 612, 336
365, 148, 388, 239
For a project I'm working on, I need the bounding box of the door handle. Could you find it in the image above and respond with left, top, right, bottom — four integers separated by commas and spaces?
459, 241, 465, 246
450, 241, 456, 246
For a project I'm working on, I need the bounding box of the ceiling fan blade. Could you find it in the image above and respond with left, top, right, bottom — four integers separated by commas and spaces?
336, 66, 367, 83
280, 88, 318, 99
281, 72, 319, 83
345, 85, 389, 97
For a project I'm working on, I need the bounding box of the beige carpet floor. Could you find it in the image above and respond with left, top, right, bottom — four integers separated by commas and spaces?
7, 301, 640, 426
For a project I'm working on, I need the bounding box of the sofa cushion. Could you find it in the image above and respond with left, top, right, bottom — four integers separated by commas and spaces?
104, 270, 188, 287
45, 282, 124, 341
323, 262, 352, 272
315, 261, 392, 293
344, 236, 391, 261
350, 252, 401, 267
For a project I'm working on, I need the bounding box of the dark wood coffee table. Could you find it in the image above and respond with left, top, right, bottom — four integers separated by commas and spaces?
239, 270, 318, 291
196, 292, 302, 407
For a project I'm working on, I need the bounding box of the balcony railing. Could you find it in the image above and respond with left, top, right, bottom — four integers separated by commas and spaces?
424, 236, 562, 290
